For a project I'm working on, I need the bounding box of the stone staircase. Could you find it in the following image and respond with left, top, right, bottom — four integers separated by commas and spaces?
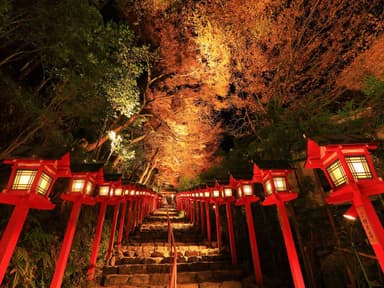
97, 206, 254, 288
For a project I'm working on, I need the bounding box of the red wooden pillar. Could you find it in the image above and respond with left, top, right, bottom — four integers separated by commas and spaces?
354, 194, 384, 271
200, 201, 205, 236
225, 202, 237, 265
205, 202, 211, 245
244, 201, 263, 285
214, 202, 222, 251
190, 200, 194, 223
195, 201, 200, 229
276, 201, 305, 287
0, 205, 30, 283
87, 202, 107, 280
51, 201, 82, 288
106, 203, 120, 260
117, 201, 127, 248
125, 200, 133, 239
131, 200, 137, 232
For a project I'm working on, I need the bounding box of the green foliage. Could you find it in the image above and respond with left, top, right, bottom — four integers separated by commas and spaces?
1, 203, 112, 287
0, 0, 10, 34
177, 176, 203, 191
0, 0, 150, 159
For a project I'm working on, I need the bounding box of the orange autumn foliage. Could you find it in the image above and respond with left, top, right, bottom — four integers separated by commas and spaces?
119, 0, 383, 187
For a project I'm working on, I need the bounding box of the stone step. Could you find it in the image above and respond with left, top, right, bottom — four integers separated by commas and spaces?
121, 241, 219, 252
116, 254, 230, 265
128, 234, 205, 243
120, 248, 220, 259
90, 281, 243, 288
96, 207, 252, 288
102, 269, 245, 286
105, 260, 236, 275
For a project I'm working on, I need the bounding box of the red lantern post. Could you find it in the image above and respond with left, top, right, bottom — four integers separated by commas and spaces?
0, 154, 71, 285
106, 180, 123, 261
87, 175, 121, 280
305, 138, 384, 272
253, 163, 305, 288
232, 175, 263, 286
218, 181, 237, 266
203, 188, 212, 245
124, 188, 135, 240
50, 164, 103, 288
210, 184, 222, 251
198, 191, 205, 237
117, 185, 135, 249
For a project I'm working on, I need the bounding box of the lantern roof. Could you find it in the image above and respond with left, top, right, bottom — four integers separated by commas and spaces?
305, 138, 378, 169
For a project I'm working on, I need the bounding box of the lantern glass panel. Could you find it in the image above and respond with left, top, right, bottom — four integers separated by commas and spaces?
224, 187, 233, 197
114, 188, 122, 196
237, 187, 242, 198
36, 172, 53, 195
242, 184, 253, 196
204, 191, 210, 197
326, 160, 347, 187
199, 192, 203, 197
213, 189, 220, 197
264, 179, 273, 195
71, 179, 85, 193
345, 156, 372, 179
11, 169, 37, 190
273, 177, 287, 192
85, 182, 94, 195
99, 186, 110, 196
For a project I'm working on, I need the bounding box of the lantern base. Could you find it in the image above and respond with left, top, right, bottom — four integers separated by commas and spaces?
0, 193, 55, 210
262, 192, 298, 206
61, 193, 96, 205
235, 195, 260, 206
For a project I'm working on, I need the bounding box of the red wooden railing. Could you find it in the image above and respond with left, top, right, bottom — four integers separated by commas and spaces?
167, 208, 177, 288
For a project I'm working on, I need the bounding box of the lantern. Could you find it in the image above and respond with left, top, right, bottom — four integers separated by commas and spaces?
0, 154, 71, 285
253, 163, 304, 288
88, 174, 122, 280
305, 138, 384, 272
217, 180, 237, 265
231, 173, 263, 285
51, 164, 103, 288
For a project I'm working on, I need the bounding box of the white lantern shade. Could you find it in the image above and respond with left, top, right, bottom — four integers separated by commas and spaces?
213, 189, 220, 197
242, 184, 253, 196
36, 172, 53, 196
85, 181, 94, 195
345, 156, 372, 179
326, 160, 347, 187
71, 179, 85, 193
273, 177, 287, 192
11, 169, 37, 190
114, 187, 122, 196
264, 179, 273, 195
99, 185, 110, 197
237, 186, 242, 198
224, 187, 233, 197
